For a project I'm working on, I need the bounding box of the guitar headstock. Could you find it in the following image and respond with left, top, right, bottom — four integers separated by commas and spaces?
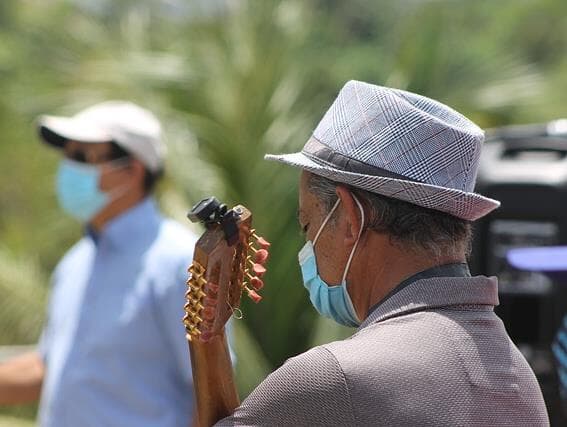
183, 197, 270, 343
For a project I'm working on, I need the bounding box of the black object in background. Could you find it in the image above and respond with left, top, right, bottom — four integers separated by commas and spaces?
471, 119, 567, 425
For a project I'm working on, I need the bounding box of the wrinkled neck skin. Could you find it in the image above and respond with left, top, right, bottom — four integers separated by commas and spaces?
346, 231, 466, 322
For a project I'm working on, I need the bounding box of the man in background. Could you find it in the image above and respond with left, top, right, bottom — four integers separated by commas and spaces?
0, 101, 196, 426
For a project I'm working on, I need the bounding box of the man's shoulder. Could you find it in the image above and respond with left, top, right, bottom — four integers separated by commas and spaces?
159, 216, 199, 239
219, 346, 357, 426
140, 218, 198, 292
261, 345, 349, 394
55, 236, 94, 269
323, 307, 539, 393
285, 345, 342, 372
322, 310, 472, 380
245, 346, 355, 420
153, 218, 198, 257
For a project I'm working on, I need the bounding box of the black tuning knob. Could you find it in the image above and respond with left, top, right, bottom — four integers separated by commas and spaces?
187, 197, 240, 246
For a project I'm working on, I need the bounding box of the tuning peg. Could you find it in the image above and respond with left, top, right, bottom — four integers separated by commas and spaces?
190, 289, 206, 299
249, 247, 269, 264
246, 257, 267, 276
185, 326, 203, 342
251, 232, 271, 249
246, 274, 264, 290
246, 288, 262, 303
251, 263, 266, 277
255, 248, 269, 263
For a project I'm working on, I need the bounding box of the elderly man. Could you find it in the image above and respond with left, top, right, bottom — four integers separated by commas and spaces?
217, 81, 549, 425
0, 101, 197, 427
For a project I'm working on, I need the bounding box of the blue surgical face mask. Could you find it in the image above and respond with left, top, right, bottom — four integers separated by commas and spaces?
298, 195, 365, 327
56, 159, 109, 222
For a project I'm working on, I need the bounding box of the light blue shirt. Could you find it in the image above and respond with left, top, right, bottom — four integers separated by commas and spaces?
38, 198, 197, 427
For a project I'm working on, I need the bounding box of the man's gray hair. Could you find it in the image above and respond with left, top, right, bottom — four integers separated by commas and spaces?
306, 173, 472, 260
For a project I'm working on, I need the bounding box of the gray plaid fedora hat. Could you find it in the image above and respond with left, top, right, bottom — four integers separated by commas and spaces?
265, 80, 500, 221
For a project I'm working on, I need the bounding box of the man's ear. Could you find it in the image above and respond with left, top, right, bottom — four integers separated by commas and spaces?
336, 186, 363, 247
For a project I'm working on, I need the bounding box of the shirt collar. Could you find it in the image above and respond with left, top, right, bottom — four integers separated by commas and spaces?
358, 264, 498, 330
368, 263, 471, 313
85, 224, 100, 244
87, 197, 161, 250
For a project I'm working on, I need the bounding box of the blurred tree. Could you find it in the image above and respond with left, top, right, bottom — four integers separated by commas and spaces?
168, 0, 323, 368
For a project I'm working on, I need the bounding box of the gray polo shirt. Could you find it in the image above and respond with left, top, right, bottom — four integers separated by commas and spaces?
217, 269, 549, 426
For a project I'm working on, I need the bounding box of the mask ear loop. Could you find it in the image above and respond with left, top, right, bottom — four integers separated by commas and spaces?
340, 193, 365, 284
313, 198, 340, 246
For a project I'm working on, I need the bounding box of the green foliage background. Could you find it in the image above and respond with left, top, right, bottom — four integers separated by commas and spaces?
1, 0, 567, 423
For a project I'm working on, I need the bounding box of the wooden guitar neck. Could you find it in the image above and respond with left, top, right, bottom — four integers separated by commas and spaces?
189, 331, 238, 427
183, 198, 270, 426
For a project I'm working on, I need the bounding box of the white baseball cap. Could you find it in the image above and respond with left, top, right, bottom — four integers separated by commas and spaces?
38, 101, 166, 173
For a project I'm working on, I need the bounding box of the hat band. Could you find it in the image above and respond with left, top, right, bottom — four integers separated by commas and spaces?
302, 137, 421, 183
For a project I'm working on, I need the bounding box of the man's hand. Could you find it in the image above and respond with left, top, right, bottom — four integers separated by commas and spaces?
0, 351, 44, 405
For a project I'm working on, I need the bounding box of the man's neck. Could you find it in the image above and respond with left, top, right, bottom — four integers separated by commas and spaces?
350, 233, 466, 321
89, 190, 146, 233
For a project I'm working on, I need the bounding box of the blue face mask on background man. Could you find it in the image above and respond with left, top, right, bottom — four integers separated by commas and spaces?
298, 193, 365, 327
56, 158, 129, 222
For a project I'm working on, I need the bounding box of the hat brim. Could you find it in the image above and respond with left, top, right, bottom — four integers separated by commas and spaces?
507, 246, 567, 274
265, 151, 500, 221
38, 115, 112, 148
